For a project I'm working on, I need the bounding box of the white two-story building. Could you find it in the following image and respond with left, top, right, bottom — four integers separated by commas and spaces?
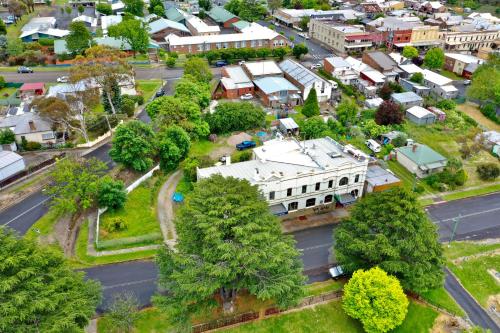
197, 137, 369, 215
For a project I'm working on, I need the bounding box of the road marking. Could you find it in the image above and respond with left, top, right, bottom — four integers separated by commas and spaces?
103, 278, 157, 290
299, 243, 331, 252
433, 207, 500, 224
2, 196, 52, 226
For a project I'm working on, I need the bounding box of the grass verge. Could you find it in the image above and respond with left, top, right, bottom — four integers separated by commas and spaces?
24, 208, 63, 241
136, 79, 162, 102
0, 87, 18, 99
387, 160, 434, 196
442, 184, 500, 201
304, 279, 344, 297
420, 286, 465, 316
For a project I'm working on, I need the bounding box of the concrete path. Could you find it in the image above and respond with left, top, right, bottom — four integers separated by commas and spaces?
156, 170, 183, 246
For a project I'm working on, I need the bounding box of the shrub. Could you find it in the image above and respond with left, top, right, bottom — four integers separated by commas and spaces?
0, 76, 5, 89
38, 38, 55, 47
233, 150, 252, 162
476, 163, 500, 181
480, 104, 499, 124
121, 96, 136, 117
391, 134, 408, 147
436, 99, 456, 111
23, 141, 42, 151
166, 56, 176, 68
103, 217, 128, 233
206, 101, 265, 133
98, 177, 127, 210
96, 3, 112, 15
0, 128, 15, 144
182, 156, 213, 182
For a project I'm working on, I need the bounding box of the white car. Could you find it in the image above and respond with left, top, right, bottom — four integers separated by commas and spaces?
365, 139, 381, 153
299, 32, 310, 40
310, 63, 322, 70
463, 79, 471, 85
56, 76, 69, 83
329, 265, 345, 279
240, 93, 253, 100
238, 60, 245, 66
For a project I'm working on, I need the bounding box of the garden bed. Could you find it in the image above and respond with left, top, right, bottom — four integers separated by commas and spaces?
97, 178, 162, 251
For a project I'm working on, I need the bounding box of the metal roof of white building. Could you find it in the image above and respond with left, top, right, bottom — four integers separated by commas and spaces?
244, 61, 282, 77
422, 69, 452, 86
279, 59, 328, 88
186, 15, 220, 33
406, 106, 434, 118
392, 91, 423, 103
0, 151, 24, 169
253, 77, 298, 94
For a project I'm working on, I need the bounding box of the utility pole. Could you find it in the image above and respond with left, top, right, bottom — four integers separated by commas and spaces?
448, 214, 462, 246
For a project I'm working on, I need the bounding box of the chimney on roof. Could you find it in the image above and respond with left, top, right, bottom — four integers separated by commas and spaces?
28, 120, 36, 131
412, 144, 417, 152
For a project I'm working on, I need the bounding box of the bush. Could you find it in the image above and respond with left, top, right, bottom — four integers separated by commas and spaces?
206, 101, 265, 133
233, 150, 252, 162
102, 217, 128, 233
38, 38, 55, 47
121, 96, 136, 117
425, 168, 467, 191
0, 128, 15, 144
391, 134, 408, 147
96, 3, 112, 15
0, 76, 5, 90
480, 104, 499, 124
436, 99, 456, 111
182, 156, 213, 182
166, 56, 176, 68
98, 177, 127, 210
23, 141, 42, 151
476, 163, 500, 181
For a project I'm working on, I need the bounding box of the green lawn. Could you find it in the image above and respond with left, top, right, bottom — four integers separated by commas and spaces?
440, 70, 463, 81
189, 138, 224, 157
0, 66, 68, 72
443, 184, 500, 201
7, 12, 37, 39
98, 308, 173, 333
387, 160, 434, 196
219, 300, 437, 333
445, 242, 500, 307
0, 87, 18, 99
24, 208, 64, 242
175, 176, 194, 196
136, 79, 162, 102
99, 183, 161, 250
304, 279, 345, 297
420, 286, 465, 316
71, 218, 158, 268
445, 241, 500, 260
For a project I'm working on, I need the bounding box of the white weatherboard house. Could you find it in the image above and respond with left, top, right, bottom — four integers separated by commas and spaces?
197, 137, 369, 215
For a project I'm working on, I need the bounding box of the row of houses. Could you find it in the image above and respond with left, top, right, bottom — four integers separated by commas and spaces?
215, 59, 336, 107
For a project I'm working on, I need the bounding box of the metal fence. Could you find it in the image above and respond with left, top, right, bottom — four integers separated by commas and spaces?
0, 153, 66, 189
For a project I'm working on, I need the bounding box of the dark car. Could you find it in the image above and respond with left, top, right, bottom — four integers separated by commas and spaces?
236, 140, 256, 151
17, 66, 33, 73
155, 89, 165, 98
215, 60, 228, 67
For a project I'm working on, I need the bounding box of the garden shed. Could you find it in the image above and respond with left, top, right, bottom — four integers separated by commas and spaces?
406, 106, 436, 125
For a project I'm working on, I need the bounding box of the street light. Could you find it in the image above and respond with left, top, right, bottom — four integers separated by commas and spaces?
448, 214, 462, 246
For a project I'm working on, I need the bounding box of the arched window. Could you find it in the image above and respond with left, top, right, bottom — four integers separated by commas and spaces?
339, 177, 349, 186
324, 195, 333, 203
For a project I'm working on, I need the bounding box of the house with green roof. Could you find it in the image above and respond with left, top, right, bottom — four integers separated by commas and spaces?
165, 7, 187, 24
395, 143, 448, 178
232, 20, 250, 31
207, 6, 239, 28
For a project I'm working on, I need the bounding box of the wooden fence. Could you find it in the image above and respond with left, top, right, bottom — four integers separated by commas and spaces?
191, 289, 343, 333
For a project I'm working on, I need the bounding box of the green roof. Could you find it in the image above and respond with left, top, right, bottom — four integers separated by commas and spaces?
232, 20, 250, 30
165, 7, 185, 22
208, 6, 237, 23
397, 144, 447, 166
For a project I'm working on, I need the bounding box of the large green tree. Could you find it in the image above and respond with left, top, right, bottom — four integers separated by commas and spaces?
174, 74, 211, 108
302, 116, 328, 139
336, 100, 358, 126
183, 57, 213, 83
123, 0, 144, 16
301, 87, 320, 117
206, 101, 265, 133
424, 47, 444, 69
334, 187, 445, 293
154, 175, 305, 325
146, 96, 209, 139
0, 227, 102, 332
47, 157, 107, 214
292, 43, 308, 59
109, 120, 156, 172
157, 125, 191, 171
467, 54, 500, 106
343, 267, 409, 333
402, 45, 418, 59
108, 19, 149, 57
66, 21, 92, 55
97, 176, 127, 211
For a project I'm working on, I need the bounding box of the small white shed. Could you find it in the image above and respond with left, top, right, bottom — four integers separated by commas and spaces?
0, 151, 25, 181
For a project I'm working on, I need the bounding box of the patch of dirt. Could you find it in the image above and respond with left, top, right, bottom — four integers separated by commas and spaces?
209, 146, 234, 160
486, 295, 499, 312
208, 132, 253, 160
452, 248, 500, 265
431, 314, 467, 333
457, 103, 500, 132
226, 132, 252, 146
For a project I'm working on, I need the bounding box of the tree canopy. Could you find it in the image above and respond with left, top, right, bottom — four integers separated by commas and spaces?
47, 157, 107, 214
174, 75, 211, 108
301, 88, 320, 117
183, 57, 213, 83
97, 176, 127, 211
205, 101, 265, 133
410, 72, 424, 84
65, 21, 93, 55
0, 227, 102, 332
336, 100, 358, 126
302, 116, 328, 139
402, 46, 418, 59
375, 100, 404, 125
154, 175, 305, 325
334, 187, 444, 293
343, 267, 409, 333
109, 120, 156, 172
424, 47, 444, 69
123, 0, 144, 16
157, 125, 191, 171
292, 43, 308, 59
467, 54, 500, 106
108, 19, 149, 56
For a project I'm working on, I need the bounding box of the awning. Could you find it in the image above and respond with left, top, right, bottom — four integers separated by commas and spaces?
335, 193, 357, 205
270, 203, 288, 216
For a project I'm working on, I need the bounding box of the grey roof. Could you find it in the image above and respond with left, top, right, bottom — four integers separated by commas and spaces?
148, 18, 189, 34
224, 66, 251, 84
279, 117, 299, 130
391, 91, 423, 104
0, 151, 24, 169
325, 56, 351, 69
366, 166, 400, 187
464, 62, 480, 73
278, 59, 328, 89
0, 113, 53, 135
253, 76, 299, 95
165, 7, 186, 22
365, 51, 397, 71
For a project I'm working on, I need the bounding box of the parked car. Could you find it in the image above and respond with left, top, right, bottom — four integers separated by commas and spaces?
463, 79, 471, 85
238, 60, 245, 66
17, 66, 33, 73
155, 89, 166, 98
236, 140, 256, 151
240, 93, 253, 100
310, 63, 321, 70
215, 60, 228, 67
299, 32, 309, 40
329, 265, 345, 280
365, 139, 381, 153
56, 76, 69, 83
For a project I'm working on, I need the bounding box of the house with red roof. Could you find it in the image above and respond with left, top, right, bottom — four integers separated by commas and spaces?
19, 83, 46, 99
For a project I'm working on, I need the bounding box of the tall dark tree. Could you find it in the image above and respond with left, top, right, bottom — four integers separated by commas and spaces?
378, 83, 393, 100
301, 88, 320, 117
334, 187, 445, 293
157, 125, 191, 171
154, 175, 305, 326
198, 0, 212, 11
0, 227, 102, 332
375, 100, 404, 125
102, 79, 122, 114
123, 0, 144, 16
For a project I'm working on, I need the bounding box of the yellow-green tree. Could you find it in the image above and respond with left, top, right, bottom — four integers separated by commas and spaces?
343, 267, 409, 333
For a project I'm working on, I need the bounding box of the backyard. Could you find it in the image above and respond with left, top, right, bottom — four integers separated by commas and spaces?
445, 241, 500, 308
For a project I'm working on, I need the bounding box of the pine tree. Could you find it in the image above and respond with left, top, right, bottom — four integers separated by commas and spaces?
102, 79, 122, 114
301, 88, 320, 117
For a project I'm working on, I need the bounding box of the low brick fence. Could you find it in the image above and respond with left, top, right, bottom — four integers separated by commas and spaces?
191, 290, 343, 332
